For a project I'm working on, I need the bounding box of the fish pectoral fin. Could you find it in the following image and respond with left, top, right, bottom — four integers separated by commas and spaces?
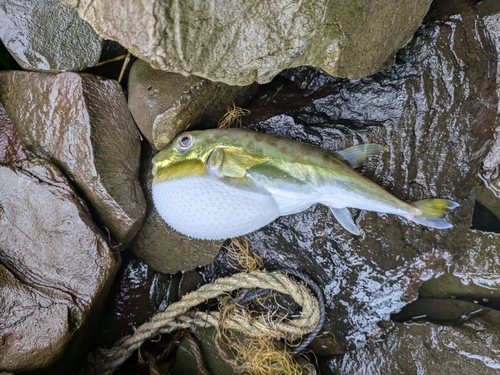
329, 207, 360, 235
335, 143, 387, 169
206, 146, 269, 178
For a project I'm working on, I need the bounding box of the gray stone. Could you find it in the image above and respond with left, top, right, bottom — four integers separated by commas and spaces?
0, 159, 119, 373
322, 312, 500, 374
62, 0, 432, 85
129, 146, 222, 274
419, 230, 500, 300
0, 0, 102, 72
0, 71, 146, 247
128, 59, 259, 149
233, 6, 497, 343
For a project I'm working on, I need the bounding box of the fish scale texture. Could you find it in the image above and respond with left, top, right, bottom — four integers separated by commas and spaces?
152, 177, 280, 240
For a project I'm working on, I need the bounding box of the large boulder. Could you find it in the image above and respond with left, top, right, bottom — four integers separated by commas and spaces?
0, 159, 119, 373
128, 59, 259, 149
0, 0, 102, 72
0, 71, 146, 247
232, 4, 497, 343
62, 0, 432, 85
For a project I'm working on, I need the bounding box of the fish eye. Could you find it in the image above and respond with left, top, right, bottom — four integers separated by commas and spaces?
178, 134, 193, 150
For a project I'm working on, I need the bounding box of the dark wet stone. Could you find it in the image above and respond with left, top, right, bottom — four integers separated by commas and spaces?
0, 103, 30, 163
321, 312, 500, 374
471, 200, 500, 232
0, 159, 119, 373
169, 327, 240, 375
0, 71, 146, 247
0, 0, 102, 72
233, 6, 498, 343
307, 332, 345, 356
419, 230, 500, 300
477, 10, 500, 217
128, 59, 259, 150
96, 252, 180, 347
178, 270, 203, 298
63, 0, 432, 85
129, 145, 222, 274
392, 298, 497, 325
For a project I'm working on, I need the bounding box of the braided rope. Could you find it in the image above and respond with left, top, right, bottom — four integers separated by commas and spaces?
94, 270, 321, 374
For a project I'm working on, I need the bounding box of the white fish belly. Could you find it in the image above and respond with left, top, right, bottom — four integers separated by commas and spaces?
152, 176, 280, 240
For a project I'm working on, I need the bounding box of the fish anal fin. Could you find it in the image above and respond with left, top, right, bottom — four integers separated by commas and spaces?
329, 207, 360, 235
335, 143, 387, 169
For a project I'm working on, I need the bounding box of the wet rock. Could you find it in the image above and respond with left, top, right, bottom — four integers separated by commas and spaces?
477, 10, 500, 217
96, 252, 180, 347
128, 59, 259, 149
0, 71, 146, 247
392, 298, 498, 325
63, 0, 432, 86
0, 0, 102, 72
0, 103, 30, 164
0, 159, 119, 373
419, 230, 500, 300
178, 270, 203, 298
129, 145, 222, 274
235, 6, 498, 343
321, 313, 500, 374
169, 327, 240, 375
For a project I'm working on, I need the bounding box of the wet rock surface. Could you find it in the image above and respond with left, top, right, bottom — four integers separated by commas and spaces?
478, 9, 500, 219
0, 0, 102, 72
419, 230, 500, 300
323, 312, 500, 374
128, 59, 259, 150
96, 251, 180, 347
234, 5, 498, 343
0, 71, 146, 247
129, 145, 223, 274
62, 0, 432, 85
392, 298, 500, 325
0, 103, 30, 163
0, 159, 119, 373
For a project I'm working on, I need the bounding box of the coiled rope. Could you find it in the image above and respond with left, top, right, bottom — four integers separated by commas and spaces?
92, 269, 324, 375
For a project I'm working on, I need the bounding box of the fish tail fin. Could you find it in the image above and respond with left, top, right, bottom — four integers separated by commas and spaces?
407, 199, 459, 229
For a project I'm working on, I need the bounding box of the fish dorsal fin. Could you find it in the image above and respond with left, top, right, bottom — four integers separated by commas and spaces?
207, 146, 269, 178
335, 143, 387, 169
329, 207, 360, 235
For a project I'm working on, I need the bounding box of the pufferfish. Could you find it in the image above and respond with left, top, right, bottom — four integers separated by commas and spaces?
152, 128, 458, 240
